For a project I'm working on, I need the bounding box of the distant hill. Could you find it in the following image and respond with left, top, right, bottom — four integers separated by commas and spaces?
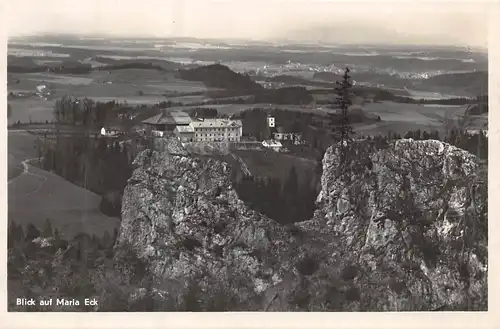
176, 64, 263, 91
7, 54, 180, 74
315, 70, 488, 97
94, 57, 181, 71
417, 71, 488, 96
7, 56, 92, 74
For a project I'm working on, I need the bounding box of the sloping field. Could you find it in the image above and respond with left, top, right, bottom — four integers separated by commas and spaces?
355, 101, 475, 137
8, 132, 120, 238
363, 102, 468, 124
8, 98, 55, 124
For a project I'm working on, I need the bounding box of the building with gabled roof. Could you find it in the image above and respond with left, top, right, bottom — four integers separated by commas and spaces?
142, 110, 192, 133
143, 110, 243, 143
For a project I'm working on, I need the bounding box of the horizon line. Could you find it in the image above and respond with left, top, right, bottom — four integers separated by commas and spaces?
8, 32, 488, 52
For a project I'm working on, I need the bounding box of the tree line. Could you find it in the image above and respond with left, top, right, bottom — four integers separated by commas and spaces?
8, 219, 255, 311
53, 97, 119, 128
38, 135, 136, 217
387, 128, 488, 160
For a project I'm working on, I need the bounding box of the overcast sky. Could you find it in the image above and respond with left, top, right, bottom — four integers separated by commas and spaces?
7, 0, 491, 48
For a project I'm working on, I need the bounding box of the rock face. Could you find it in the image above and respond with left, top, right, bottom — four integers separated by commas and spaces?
278, 138, 487, 311
118, 137, 487, 311
118, 138, 294, 310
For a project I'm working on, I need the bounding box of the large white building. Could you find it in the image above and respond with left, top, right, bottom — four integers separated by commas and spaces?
190, 118, 243, 142
143, 110, 243, 143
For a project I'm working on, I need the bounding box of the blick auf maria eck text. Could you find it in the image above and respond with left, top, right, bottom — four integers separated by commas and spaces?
16, 297, 98, 307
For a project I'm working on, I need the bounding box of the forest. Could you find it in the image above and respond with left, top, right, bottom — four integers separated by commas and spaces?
38, 135, 135, 217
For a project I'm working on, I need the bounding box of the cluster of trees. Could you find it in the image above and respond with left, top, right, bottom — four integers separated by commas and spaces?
386, 127, 488, 160
7, 58, 92, 74
177, 64, 263, 91
389, 96, 473, 106
233, 167, 318, 225
97, 63, 166, 72
93, 57, 180, 71
39, 136, 135, 217
445, 129, 488, 159
53, 97, 120, 128
177, 64, 314, 105
8, 220, 151, 311
7, 56, 180, 75
385, 129, 442, 141
8, 219, 254, 311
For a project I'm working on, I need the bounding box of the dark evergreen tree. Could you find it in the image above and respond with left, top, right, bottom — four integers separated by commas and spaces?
25, 223, 40, 242
415, 129, 422, 140
41, 218, 53, 238
333, 68, 354, 164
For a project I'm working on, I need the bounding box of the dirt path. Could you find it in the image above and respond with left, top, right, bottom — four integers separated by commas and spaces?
8, 131, 120, 238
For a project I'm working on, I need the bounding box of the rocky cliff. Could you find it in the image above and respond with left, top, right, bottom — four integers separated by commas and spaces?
118, 139, 295, 310
117, 137, 487, 311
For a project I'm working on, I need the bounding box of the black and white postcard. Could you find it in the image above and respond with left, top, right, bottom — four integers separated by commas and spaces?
2, 0, 498, 328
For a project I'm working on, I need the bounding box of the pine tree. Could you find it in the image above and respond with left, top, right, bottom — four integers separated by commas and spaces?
415, 129, 422, 140
25, 224, 40, 242
333, 68, 354, 164
474, 130, 480, 159
404, 131, 414, 139
41, 218, 53, 238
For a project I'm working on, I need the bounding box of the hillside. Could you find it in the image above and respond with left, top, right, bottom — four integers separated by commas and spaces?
93, 56, 181, 71
314, 70, 488, 97
419, 71, 488, 94
7, 55, 180, 74
176, 64, 263, 91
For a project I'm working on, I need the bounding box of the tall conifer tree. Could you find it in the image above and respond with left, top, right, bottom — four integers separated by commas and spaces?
333, 68, 354, 164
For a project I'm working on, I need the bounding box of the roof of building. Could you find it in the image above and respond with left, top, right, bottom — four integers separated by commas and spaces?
175, 125, 195, 133
142, 110, 191, 125
142, 112, 175, 125
170, 111, 192, 125
190, 118, 243, 129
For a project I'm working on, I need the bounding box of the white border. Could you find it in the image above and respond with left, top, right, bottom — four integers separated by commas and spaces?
1, 0, 498, 328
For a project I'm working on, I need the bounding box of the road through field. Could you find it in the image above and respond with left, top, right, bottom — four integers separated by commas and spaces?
8, 131, 121, 238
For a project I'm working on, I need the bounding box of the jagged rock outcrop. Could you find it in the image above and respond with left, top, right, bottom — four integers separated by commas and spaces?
118, 137, 487, 311
117, 138, 295, 310
266, 138, 487, 311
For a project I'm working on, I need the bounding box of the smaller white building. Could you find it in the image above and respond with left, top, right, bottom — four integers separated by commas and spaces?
273, 132, 305, 145
100, 127, 120, 137
262, 139, 282, 152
